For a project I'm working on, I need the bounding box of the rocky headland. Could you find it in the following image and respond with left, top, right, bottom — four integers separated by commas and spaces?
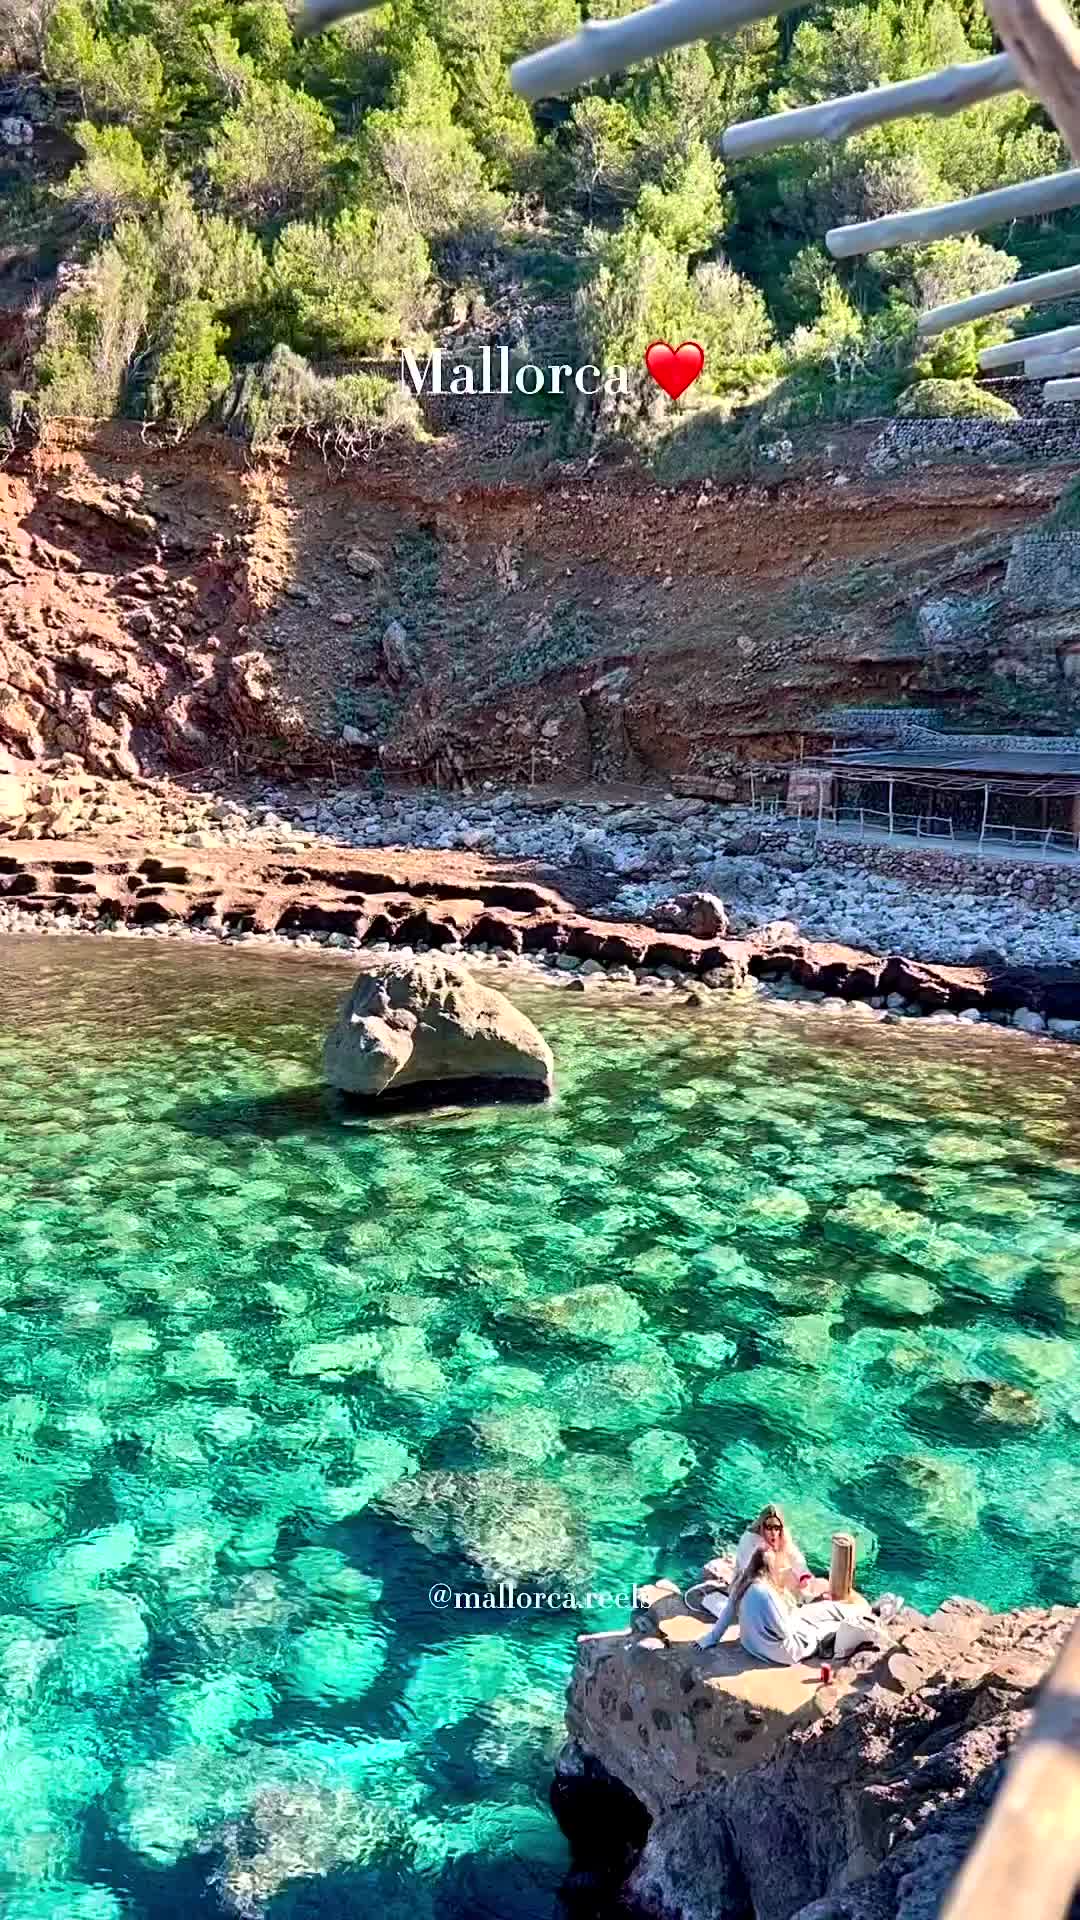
553, 1578, 1078, 1920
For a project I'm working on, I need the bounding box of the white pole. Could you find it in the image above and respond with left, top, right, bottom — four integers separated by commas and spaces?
722, 55, 1015, 158
828, 167, 1080, 259
510, 0, 800, 99
919, 262, 1080, 336
1023, 350, 1080, 374
980, 323, 1080, 368
980, 783, 990, 852
297, 0, 385, 30
1043, 376, 1080, 401
888, 777, 895, 838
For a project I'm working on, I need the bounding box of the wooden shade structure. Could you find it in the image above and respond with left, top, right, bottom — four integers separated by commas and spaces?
1022, 349, 1080, 373
295, 0, 382, 30
509, 0, 803, 101
827, 167, 1080, 259
722, 55, 1015, 158
920, 265, 1080, 336
980, 322, 1080, 367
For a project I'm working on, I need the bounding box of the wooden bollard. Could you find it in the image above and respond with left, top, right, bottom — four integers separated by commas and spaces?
830, 1532, 856, 1602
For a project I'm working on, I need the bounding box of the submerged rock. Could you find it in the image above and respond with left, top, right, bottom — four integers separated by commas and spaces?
379, 1467, 587, 1582
213, 1782, 413, 1917
324, 956, 554, 1104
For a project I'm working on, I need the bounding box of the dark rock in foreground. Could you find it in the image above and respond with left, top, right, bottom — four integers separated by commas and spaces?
554, 1596, 1077, 1920
324, 954, 554, 1103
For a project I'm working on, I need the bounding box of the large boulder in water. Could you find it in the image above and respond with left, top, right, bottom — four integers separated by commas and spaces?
324, 956, 554, 1104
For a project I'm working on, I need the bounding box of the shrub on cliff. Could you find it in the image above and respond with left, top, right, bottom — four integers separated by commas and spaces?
762, 282, 910, 425
355, 32, 504, 239
147, 299, 232, 436
576, 164, 773, 423
45, 0, 165, 135
895, 379, 1020, 421
271, 206, 434, 356
33, 191, 268, 427
34, 239, 151, 421
227, 344, 423, 457
55, 123, 164, 233
205, 79, 337, 220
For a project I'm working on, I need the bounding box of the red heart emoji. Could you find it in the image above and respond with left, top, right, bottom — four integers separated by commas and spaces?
644, 340, 705, 400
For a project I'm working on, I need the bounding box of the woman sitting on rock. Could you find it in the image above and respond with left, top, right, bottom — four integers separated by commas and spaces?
695, 1548, 887, 1666
734, 1504, 818, 1597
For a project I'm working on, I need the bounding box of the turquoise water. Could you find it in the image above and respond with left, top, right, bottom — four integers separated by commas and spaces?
2, 935, 1080, 1920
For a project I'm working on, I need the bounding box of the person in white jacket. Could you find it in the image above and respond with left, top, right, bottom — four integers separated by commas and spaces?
696, 1547, 885, 1666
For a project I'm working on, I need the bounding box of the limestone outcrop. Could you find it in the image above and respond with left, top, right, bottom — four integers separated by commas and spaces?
0, 768, 27, 833
554, 1578, 1078, 1920
324, 954, 554, 1101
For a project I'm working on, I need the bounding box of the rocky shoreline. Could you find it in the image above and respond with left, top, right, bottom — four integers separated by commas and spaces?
3, 829, 1080, 1043
553, 1583, 1078, 1920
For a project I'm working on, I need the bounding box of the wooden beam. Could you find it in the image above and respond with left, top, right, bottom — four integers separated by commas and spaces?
920, 264, 1080, 335
980, 323, 1080, 367
722, 54, 1015, 159
985, 0, 1080, 163
295, 0, 383, 32
941, 1621, 1080, 1920
1023, 349, 1080, 373
1043, 376, 1080, 401
509, 0, 799, 101
828, 167, 1080, 259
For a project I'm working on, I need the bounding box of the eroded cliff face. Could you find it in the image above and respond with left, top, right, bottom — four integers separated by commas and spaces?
554, 1591, 1078, 1920
0, 420, 1075, 832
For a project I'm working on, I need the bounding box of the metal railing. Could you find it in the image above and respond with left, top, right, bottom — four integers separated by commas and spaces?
750, 793, 1080, 859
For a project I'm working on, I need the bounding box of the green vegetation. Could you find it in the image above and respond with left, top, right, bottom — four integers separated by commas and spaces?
1042, 475, 1080, 529
0, 0, 1071, 452
895, 377, 1020, 419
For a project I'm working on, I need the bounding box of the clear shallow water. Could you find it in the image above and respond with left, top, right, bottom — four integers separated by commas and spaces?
1, 936, 1080, 1920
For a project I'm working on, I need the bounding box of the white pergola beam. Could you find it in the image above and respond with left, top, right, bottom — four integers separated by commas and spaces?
1023, 349, 1080, 372
980, 323, 1080, 367
1043, 375, 1080, 399
828, 167, 1080, 259
510, 0, 801, 100
722, 54, 1015, 159
919, 263, 1080, 336
296, 0, 382, 31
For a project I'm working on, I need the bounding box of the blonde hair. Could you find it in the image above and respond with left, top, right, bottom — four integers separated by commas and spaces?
751, 1504, 791, 1551
729, 1545, 787, 1614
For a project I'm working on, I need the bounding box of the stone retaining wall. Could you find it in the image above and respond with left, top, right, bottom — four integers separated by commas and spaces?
806, 834, 1080, 909
1004, 531, 1080, 613
813, 712, 1080, 754
864, 416, 1080, 473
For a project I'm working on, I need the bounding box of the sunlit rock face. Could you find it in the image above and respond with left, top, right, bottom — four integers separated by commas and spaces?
324, 956, 555, 1103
